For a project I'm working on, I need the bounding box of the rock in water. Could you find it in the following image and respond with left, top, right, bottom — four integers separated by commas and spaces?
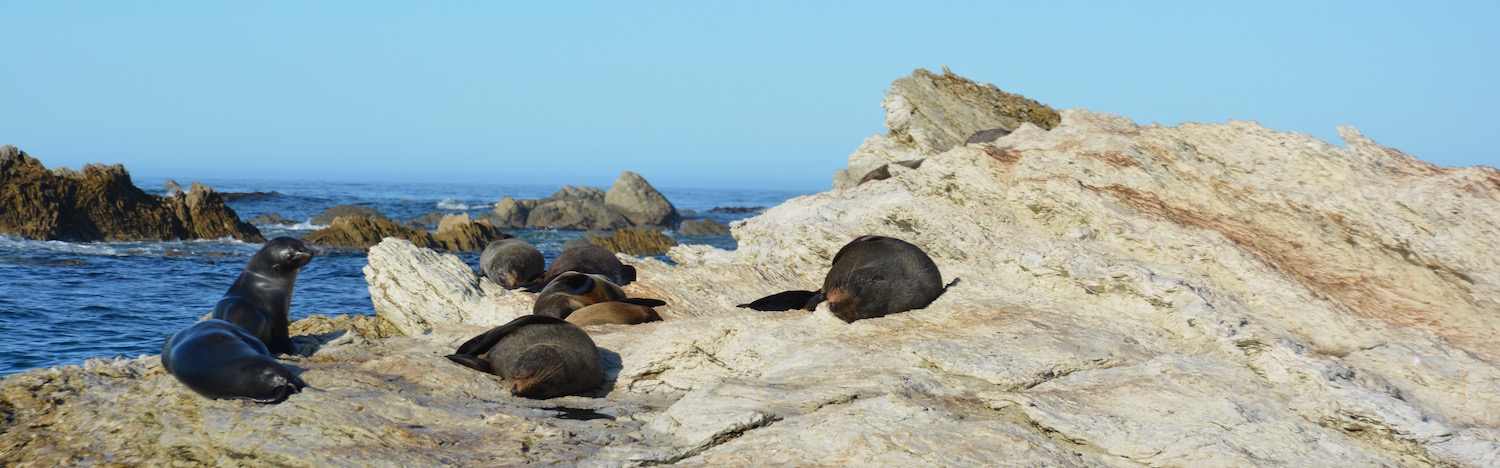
605, 171, 680, 227
302, 215, 508, 252
309, 204, 388, 225
586, 227, 679, 255
678, 218, 731, 236
0, 146, 263, 242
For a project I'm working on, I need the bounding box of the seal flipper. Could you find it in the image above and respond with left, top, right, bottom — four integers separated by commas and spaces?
445, 354, 489, 373
738, 290, 819, 311
455, 315, 571, 356
801, 291, 827, 311
616, 297, 666, 307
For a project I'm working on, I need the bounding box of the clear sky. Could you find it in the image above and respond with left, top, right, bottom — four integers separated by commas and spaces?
3, 2, 1496, 191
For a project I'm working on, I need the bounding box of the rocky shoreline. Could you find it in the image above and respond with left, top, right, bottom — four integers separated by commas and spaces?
3, 69, 1498, 466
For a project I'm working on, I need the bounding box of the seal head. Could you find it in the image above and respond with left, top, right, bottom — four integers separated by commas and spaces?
211, 237, 314, 354
480, 238, 545, 288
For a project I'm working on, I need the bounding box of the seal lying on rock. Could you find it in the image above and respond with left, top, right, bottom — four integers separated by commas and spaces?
446, 315, 604, 399
738, 235, 950, 322
161, 319, 308, 404
479, 238, 545, 288
211, 237, 314, 354
565, 301, 664, 326
528, 243, 636, 290
533, 271, 666, 323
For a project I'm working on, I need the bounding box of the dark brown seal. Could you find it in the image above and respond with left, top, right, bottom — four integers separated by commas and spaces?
161, 319, 307, 403
532, 271, 628, 319
738, 235, 950, 322
528, 243, 636, 290
565, 299, 666, 326
211, 237, 314, 354
480, 237, 545, 288
445, 315, 603, 399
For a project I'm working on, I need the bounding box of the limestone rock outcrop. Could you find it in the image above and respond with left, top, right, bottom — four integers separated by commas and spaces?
833, 67, 1060, 188
0, 146, 263, 243
4, 71, 1499, 467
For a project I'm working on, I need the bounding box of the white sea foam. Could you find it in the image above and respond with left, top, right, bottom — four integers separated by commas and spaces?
436, 198, 493, 211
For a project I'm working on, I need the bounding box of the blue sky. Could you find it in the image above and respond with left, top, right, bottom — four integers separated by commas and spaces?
3, 2, 1495, 190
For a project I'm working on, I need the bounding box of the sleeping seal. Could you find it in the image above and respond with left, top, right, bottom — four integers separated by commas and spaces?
480, 238, 545, 288
532, 271, 667, 321
445, 315, 603, 399
529, 243, 636, 290
211, 237, 314, 354
565, 300, 664, 326
738, 235, 949, 322
161, 319, 307, 403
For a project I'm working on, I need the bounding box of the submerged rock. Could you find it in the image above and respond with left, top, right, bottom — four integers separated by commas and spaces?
0, 146, 263, 243
4, 71, 1499, 466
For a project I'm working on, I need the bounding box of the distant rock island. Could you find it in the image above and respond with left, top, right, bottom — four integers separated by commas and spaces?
0, 145, 263, 243
4, 68, 1497, 466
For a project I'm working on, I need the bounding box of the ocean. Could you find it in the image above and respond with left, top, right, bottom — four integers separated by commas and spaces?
0, 177, 812, 376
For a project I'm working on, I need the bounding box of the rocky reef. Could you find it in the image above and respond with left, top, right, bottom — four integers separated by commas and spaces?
481, 171, 681, 230
301, 213, 509, 252
4, 69, 1499, 466
0, 145, 264, 243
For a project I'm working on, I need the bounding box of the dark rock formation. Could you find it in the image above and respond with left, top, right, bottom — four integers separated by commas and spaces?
708, 206, 764, 214
0, 146, 263, 243
310, 205, 388, 225
220, 190, 283, 202
248, 213, 295, 225
302, 214, 508, 252
678, 219, 730, 236
404, 212, 446, 229
586, 227, 678, 256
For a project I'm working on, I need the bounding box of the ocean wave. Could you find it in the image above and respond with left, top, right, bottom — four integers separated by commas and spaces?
0, 235, 257, 258
436, 198, 493, 211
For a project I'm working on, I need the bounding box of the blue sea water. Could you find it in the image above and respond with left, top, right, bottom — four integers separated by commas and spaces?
0, 177, 811, 376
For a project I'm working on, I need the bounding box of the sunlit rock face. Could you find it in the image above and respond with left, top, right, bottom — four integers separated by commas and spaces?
4, 70, 1499, 467
0, 145, 263, 243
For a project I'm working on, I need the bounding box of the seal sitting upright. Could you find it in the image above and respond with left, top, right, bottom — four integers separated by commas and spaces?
161, 319, 308, 403
738, 235, 950, 323
211, 237, 314, 354
446, 315, 604, 399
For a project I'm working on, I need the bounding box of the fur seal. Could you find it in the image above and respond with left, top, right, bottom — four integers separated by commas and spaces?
445, 315, 603, 399
738, 235, 949, 322
565, 300, 664, 326
858, 159, 926, 185
161, 319, 308, 403
211, 237, 314, 354
532, 271, 628, 319
480, 238, 544, 288
529, 243, 636, 290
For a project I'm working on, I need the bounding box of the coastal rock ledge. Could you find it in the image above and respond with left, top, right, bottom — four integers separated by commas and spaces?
5, 70, 1500, 467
